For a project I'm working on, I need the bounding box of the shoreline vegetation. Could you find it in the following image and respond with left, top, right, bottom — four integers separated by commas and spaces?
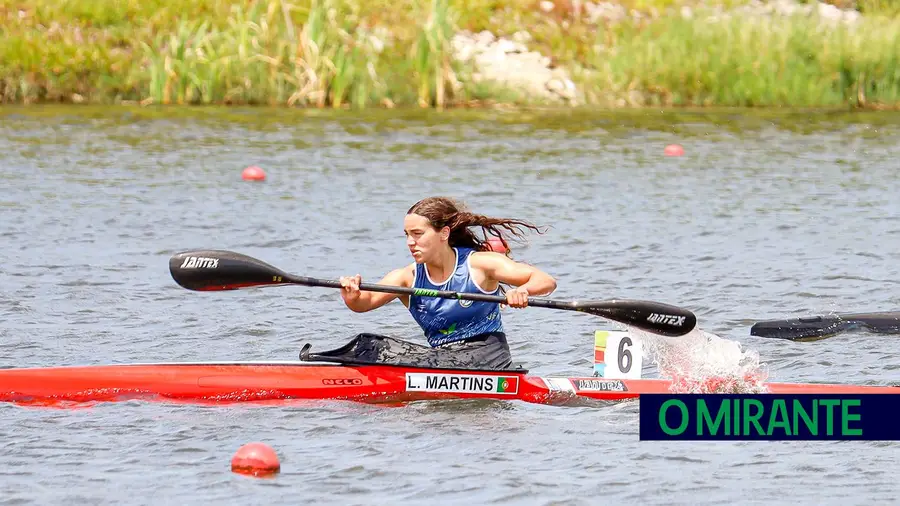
2, 0, 900, 110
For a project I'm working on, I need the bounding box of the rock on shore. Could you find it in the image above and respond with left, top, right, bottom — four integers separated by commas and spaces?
451, 30, 579, 105
448, 0, 863, 106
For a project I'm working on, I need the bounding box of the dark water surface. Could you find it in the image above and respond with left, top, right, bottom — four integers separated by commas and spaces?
1, 106, 899, 505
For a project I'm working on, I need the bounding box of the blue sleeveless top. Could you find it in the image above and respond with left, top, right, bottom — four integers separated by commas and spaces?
409, 247, 504, 347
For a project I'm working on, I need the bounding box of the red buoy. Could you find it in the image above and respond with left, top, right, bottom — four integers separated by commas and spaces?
664, 144, 684, 157
231, 442, 280, 477
242, 166, 266, 181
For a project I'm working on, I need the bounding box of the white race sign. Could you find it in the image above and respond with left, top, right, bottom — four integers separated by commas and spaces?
593, 330, 643, 379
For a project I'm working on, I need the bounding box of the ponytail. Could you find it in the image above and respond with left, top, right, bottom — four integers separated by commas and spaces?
407, 197, 547, 257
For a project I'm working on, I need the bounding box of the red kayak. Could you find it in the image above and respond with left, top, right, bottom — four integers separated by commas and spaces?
1, 360, 898, 408
9, 251, 895, 408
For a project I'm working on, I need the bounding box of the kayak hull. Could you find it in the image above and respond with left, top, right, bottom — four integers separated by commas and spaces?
1, 361, 898, 407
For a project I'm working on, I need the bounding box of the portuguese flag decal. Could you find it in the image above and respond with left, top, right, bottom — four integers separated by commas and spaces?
496, 376, 519, 393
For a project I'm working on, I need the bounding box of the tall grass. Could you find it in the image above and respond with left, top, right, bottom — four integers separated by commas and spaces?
0, 0, 476, 107
587, 12, 900, 108
413, 0, 459, 109
132, 0, 397, 107
2, 0, 900, 108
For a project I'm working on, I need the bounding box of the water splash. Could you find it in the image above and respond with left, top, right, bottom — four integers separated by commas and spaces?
640, 328, 769, 393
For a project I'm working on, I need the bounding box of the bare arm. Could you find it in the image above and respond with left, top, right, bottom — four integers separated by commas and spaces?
470, 252, 557, 297
340, 264, 414, 313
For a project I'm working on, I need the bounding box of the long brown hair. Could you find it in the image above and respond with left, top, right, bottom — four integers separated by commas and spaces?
406, 197, 547, 256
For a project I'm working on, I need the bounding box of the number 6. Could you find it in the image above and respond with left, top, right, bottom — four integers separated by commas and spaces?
618, 336, 633, 373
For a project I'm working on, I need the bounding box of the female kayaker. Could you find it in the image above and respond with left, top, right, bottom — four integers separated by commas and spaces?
337, 196, 557, 369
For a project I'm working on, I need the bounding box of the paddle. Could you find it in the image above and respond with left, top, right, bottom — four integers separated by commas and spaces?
750, 312, 900, 341
169, 249, 698, 337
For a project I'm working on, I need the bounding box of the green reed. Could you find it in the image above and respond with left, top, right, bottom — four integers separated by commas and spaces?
413, 0, 459, 109
135, 0, 385, 107
3, 0, 900, 108
1, 0, 477, 107
586, 12, 900, 107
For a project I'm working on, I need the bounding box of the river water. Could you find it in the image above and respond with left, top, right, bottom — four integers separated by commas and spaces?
1, 105, 899, 504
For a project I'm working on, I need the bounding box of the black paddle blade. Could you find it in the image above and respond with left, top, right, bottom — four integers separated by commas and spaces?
575, 299, 697, 337
750, 312, 900, 341
750, 315, 850, 341
169, 250, 294, 291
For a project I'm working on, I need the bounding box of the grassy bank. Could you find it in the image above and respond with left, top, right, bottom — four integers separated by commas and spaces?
2, 0, 900, 108
590, 14, 900, 107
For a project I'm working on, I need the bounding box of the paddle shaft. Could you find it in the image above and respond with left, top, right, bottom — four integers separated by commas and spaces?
169, 249, 697, 336
289, 274, 574, 310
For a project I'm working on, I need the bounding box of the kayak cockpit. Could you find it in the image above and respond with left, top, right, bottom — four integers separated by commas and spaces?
298, 333, 529, 374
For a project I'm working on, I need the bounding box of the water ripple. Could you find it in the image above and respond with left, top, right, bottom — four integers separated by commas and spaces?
2, 107, 900, 504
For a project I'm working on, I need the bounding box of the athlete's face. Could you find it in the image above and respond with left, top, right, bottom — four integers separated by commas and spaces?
404, 213, 449, 264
